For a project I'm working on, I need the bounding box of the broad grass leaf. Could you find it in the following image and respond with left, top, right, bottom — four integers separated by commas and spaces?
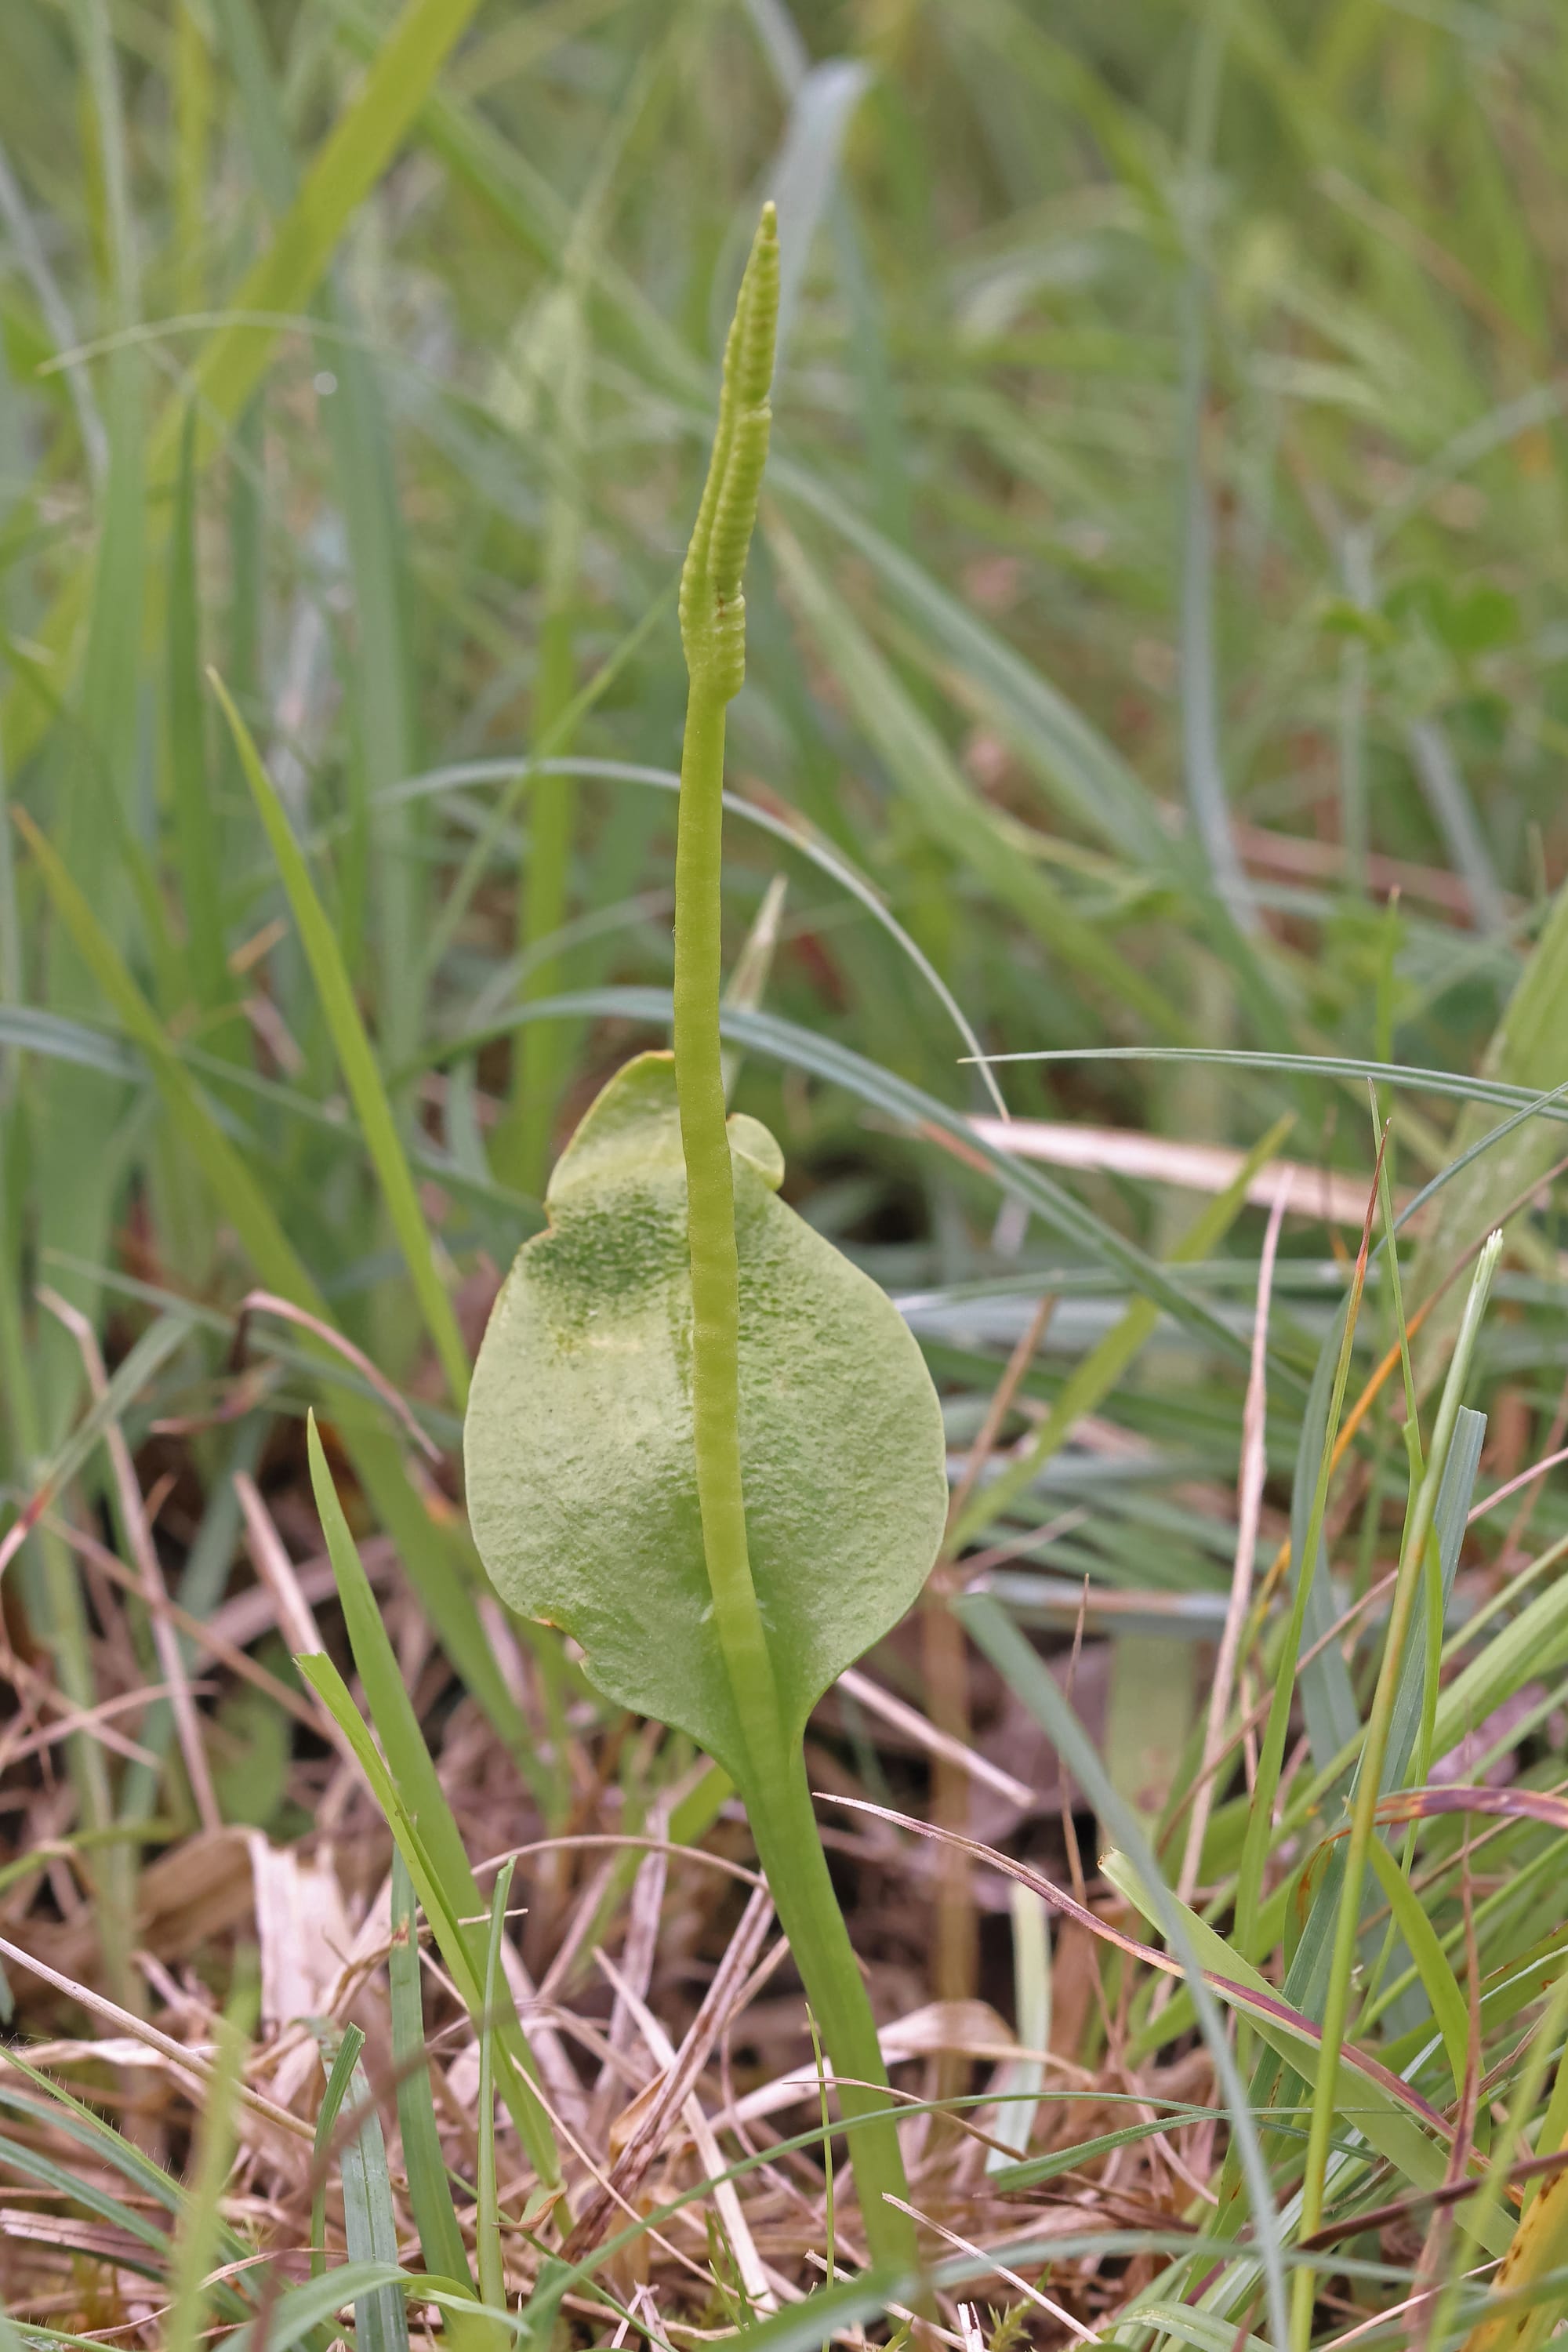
465, 1051, 947, 1776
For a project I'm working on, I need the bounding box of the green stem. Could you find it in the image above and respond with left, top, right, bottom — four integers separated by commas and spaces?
671, 204, 916, 2280
672, 673, 788, 1773
747, 1748, 915, 2254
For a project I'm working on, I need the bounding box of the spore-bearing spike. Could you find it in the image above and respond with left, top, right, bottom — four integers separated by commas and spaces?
679, 203, 778, 703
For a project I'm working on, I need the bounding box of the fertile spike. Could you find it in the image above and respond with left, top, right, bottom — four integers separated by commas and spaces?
679, 202, 779, 704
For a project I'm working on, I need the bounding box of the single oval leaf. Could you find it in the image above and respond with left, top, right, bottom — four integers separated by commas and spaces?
464, 1051, 948, 1775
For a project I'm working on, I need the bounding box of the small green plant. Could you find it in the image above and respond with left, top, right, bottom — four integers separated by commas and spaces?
464, 204, 946, 2275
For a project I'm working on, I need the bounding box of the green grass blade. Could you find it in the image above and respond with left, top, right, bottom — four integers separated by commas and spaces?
16, 808, 327, 1311
303, 1420, 561, 2188
1363, 1837, 1469, 2102
476, 1862, 513, 2316
32, 332, 145, 1439
1283, 1287, 1363, 1780
389, 1851, 473, 2292
166, 408, 231, 1022
304, 1417, 504, 1939
207, 0, 295, 212
319, 2031, 411, 2352
299, 1649, 561, 2194
1384, 1404, 1484, 1792
490, 284, 587, 1196
1296, 1232, 1504, 2340
226, 2263, 407, 2352
1233, 1238, 1375, 1965
993, 2106, 1218, 2192
165, 2002, 251, 2352
214, 677, 468, 1404
312, 2025, 366, 2274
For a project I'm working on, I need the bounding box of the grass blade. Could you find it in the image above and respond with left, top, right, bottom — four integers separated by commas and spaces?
164, 2002, 250, 2352
389, 1850, 473, 2292
303, 1418, 561, 2190
227, 2263, 407, 2352
213, 675, 468, 1404
166, 408, 231, 1023
318, 2030, 410, 2352
1363, 1837, 1469, 2102
476, 1862, 514, 2317
15, 807, 325, 1311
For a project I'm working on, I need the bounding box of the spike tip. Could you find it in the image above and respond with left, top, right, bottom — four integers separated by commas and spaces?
679, 202, 779, 702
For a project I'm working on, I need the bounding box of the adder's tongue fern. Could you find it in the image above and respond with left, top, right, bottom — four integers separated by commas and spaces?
671, 205, 786, 1777
466, 203, 929, 2288
668, 205, 924, 2286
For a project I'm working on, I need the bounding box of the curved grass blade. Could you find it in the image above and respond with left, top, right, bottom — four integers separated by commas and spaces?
965, 1042, 1568, 1131
224, 2263, 408, 2352
212, 676, 469, 1406
379, 753, 1008, 1116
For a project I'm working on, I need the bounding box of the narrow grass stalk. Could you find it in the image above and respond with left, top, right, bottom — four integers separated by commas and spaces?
1232, 1167, 1384, 1958
304, 1419, 562, 2194
214, 676, 470, 1407
310, 2025, 366, 2278
477, 1863, 514, 2318
671, 203, 915, 2276
162, 1994, 250, 2352
389, 1850, 473, 2292
1293, 1229, 1504, 2348
494, 291, 586, 1196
